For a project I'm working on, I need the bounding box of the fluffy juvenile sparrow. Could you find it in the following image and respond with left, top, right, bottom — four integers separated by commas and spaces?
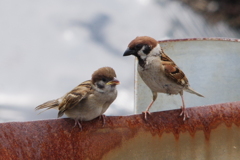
123, 36, 203, 121
35, 67, 120, 130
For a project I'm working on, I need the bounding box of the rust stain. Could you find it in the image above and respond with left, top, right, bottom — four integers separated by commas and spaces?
140, 102, 240, 140
0, 101, 240, 159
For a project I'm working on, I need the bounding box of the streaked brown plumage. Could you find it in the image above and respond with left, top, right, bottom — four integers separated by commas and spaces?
36, 67, 120, 130
123, 36, 203, 121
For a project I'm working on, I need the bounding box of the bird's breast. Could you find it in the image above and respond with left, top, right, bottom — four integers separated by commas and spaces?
138, 58, 183, 95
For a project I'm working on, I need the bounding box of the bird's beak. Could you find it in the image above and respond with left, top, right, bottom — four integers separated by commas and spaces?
106, 77, 120, 85
123, 48, 135, 56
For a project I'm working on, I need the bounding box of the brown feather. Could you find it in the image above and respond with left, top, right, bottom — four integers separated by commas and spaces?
35, 99, 59, 115
128, 36, 158, 49
91, 67, 116, 84
58, 80, 93, 117
160, 49, 189, 86
35, 100, 59, 110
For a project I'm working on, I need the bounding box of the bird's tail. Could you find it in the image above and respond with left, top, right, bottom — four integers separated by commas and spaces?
35, 100, 59, 114
184, 87, 204, 97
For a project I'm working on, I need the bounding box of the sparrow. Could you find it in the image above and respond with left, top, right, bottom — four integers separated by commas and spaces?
35, 67, 120, 130
123, 36, 203, 121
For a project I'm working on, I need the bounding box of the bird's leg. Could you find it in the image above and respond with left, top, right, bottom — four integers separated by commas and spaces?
143, 91, 157, 121
99, 114, 106, 127
179, 91, 189, 121
73, 119, 82, 131
143, 101, 154, 120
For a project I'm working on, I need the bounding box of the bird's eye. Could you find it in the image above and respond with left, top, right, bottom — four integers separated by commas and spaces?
135, 44, 142, 50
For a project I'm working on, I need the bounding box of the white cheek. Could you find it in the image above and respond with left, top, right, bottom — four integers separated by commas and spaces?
149, 44, 161, 56
138, 51, 147, 59
138, 48, 147, 59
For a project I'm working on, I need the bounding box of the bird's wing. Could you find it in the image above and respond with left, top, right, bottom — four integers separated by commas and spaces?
58, 80, 93, 117
160, 49, 189, 86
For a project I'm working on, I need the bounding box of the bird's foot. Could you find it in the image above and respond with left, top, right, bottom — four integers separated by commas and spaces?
73, 119, 82, 131
142, 111, 151, 121
179, 107, 189, 121
99, 114, 106, 127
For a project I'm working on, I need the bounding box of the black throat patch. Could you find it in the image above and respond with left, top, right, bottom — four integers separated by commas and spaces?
136, 55, 147, 69
136, 45, 151, 69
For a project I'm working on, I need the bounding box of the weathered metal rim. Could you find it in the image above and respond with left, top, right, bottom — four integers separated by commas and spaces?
158, 37, 240, 43
1, 101, 240, 159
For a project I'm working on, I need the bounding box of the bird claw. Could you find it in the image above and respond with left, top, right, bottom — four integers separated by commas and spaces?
99, 114, 106, 127
73, 119, 83, 131
179, 107, 189, 121
142, 111, 151, 121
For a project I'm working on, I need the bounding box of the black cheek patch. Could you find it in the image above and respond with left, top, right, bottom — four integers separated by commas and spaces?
143, 45, 151, 54
97, 83, 105, 89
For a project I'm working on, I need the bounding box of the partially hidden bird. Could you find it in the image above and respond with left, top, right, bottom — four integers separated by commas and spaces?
123, 36, 203, 121
36, 67, 120, 130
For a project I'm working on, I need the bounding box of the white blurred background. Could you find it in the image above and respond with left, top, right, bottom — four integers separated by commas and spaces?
0, 0, 239, 122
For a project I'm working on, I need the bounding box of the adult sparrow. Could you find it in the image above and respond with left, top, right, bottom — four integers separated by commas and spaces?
35, 67, 120, 130
123, 36, 203, 121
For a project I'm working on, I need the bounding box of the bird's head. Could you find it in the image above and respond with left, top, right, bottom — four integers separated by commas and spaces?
92, 67, 120, 91
123, 36, 161, 60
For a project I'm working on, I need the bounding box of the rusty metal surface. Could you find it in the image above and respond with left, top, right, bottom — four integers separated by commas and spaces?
1, 101, 240, 160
